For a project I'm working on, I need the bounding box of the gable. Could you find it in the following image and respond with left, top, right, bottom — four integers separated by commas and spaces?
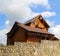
25, 15, 50, 31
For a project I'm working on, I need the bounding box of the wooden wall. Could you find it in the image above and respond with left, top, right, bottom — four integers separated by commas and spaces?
30, 18, 48, 31
13, 28, 26, 42
27, 37, 41, 42
7, 28, 27, 45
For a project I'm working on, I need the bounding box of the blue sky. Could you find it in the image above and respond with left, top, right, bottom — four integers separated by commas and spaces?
0, 0, 60, 44
49, 0, 60, 24
0, 13, 6, 30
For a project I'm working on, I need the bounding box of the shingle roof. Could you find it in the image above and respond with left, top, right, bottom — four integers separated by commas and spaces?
17, 22, 53, 35
7, 22, 53, 36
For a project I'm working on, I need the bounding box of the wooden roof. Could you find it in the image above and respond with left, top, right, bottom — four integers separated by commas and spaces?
7, 22, 54, 37
25, 15, 50, 28
18, 23, 51, 35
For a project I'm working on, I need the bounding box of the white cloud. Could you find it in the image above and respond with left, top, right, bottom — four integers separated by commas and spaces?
0, 29, 9, 45
46, 20, 60, 39
40, 11, 56, 18
50, 25, 60, 39
0, 0, 55, 26
5, 20, 9, 25
30, 0, 51, 9
46, 20, 55, 27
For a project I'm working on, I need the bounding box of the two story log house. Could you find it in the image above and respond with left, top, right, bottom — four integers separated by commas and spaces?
7, 15, 58, 45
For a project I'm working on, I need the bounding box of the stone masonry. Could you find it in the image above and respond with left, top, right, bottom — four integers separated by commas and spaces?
0, 40, 60, 56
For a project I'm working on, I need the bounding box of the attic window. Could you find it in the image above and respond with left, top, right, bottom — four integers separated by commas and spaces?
38, 16, 42, 19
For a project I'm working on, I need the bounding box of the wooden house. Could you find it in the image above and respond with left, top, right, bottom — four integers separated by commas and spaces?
7, 15, 59, 45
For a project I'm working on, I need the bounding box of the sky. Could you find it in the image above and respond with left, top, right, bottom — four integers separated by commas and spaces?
0, 0, 60, 45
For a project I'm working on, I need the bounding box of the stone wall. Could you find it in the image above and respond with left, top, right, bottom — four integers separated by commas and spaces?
0, 40, 60, 56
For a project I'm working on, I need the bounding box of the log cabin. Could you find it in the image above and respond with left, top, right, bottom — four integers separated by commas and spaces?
7, 15, 59, 45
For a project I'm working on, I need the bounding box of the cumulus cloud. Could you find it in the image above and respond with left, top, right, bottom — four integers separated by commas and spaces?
41, 11, 56, 18
46, 20, 55, 27
5, 20, 9, 25
50, 25, 60, 39
30, 0, 51, 9
0, 29, 9, 45
46, 20, 60, 39
0, 0, 54, 26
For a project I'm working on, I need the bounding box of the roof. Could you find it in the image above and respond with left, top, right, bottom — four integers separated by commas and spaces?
7, 22, 54, 37
18, 24, 51, 34
24, 15, 50, 28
